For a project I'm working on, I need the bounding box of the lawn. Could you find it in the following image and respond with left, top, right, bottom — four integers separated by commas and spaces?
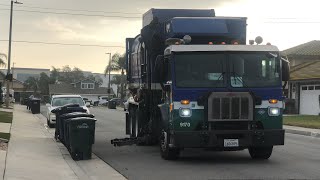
0, 132, 10, 140
0, 111, 13, 123
283, 115, 320, 129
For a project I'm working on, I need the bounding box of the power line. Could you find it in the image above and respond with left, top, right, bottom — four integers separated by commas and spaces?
264, 21, 320, 24
0, 8, 141, 18
0, 3, 142, 15
0, 40, 125, 48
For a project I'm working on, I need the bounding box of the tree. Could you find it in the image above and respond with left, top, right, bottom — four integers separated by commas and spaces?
87, 74, 103, 85
54, 65, 85, 84
39, 73, 50, 95
104, 53, 126, 100
0, 53, 7, 67
24, 77, 39, 93
50, 66, 60, 83
110, 75, 121, 97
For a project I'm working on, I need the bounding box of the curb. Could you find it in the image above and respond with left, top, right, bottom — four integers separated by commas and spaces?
284, 128, 320, 138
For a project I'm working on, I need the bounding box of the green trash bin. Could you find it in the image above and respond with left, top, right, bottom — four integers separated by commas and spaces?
108, 100, 117, 109
63, 112, 95, 150
68, 117, 96, 160
31, 98, 41, 114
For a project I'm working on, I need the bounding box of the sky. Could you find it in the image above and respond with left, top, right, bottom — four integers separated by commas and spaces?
0, 0, 319, 73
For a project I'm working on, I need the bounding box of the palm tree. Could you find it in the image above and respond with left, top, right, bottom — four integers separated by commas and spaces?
0, 53, 7, 67
104, 53, 126, 100
24, 77, 39, 93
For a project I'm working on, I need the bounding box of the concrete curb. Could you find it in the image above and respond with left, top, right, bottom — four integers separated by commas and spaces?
284, 127, 320, 138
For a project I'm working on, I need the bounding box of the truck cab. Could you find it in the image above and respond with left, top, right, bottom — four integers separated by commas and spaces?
157, 43, 287, 159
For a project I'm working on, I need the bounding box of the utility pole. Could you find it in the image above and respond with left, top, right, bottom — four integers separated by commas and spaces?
12, 62, 15, 90
106, 53, 111, 98
5, 0, 22, 108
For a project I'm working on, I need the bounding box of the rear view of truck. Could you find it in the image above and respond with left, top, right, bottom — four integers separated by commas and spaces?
111, 9, 289, 160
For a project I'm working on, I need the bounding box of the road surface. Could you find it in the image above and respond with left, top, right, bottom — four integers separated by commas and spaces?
89, 107, 320, 180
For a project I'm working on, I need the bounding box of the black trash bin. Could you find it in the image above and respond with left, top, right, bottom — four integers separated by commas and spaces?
67, 117, 96, 160
108, 100, 117, 109
51, 104, 87, 142
31, 98, 41, 114
61, 112, 94, 148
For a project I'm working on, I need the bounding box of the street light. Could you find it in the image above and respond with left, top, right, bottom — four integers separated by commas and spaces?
5, 0, 23, 107
105, 52, 112, 98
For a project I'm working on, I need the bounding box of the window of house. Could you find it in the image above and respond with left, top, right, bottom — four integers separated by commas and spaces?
308, 86, 314, 90
81, 83, 94, 89
302, 86, 308, 90
315, 86, 320, 90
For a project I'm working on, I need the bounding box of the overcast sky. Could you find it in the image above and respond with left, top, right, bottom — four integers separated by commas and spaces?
0, 0, 319, 73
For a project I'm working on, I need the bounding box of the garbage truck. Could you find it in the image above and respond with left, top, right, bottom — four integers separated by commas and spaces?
111, 9, 290, 160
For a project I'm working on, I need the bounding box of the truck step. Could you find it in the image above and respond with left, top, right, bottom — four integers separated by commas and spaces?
111, 137, 142, 147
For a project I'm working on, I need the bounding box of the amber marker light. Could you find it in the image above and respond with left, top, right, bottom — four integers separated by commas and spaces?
269, 99, 278, 104
181, 100, 190, 105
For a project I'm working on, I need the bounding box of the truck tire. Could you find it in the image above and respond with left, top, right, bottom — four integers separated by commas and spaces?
248, 146, 273, 160
160, 130, 180, 160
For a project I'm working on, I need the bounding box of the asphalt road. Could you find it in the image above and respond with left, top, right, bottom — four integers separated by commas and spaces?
80, 107, 320, 180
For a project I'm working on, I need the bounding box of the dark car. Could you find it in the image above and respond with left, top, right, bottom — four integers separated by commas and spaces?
109, 98, 122, 106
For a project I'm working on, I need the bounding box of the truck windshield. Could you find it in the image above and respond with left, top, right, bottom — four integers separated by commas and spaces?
229, 52, 281, 87
175, 53, 227, 88
174, 52, 281, 88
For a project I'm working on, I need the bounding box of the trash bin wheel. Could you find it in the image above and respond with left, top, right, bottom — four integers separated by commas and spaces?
71, 151, 82, 161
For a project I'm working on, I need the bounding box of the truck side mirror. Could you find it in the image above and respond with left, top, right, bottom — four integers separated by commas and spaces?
282, 58, 290, 81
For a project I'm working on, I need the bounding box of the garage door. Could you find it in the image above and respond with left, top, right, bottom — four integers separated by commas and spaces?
300, 85, 320, 115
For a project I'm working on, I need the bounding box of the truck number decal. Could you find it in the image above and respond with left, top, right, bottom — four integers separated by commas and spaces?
180, 122, 191, 128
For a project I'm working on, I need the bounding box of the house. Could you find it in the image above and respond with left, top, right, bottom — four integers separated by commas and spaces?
283, 40, 320, 115
0, 67, 50, 82
0, 71, 34, 102
49, 78, 114, 102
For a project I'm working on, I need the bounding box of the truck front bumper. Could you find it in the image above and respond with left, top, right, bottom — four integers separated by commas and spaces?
170, 129, 285, 148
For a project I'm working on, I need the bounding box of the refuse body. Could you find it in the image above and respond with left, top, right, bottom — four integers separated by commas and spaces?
30, 98, 41, 114
60, 112, 95, 148
108, 100, 117, 109
51, 104, 87, 142
66, 117, 97, 160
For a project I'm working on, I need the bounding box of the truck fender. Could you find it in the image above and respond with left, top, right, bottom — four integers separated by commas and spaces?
158, 103, 169, 129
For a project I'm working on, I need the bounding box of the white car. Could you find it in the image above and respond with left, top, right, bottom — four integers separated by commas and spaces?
46, 95, 90, 128
98, 96, 109, 106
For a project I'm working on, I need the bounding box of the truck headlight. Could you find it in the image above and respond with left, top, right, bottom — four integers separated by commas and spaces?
179, 108, 192, 117
268, 107, 280, 116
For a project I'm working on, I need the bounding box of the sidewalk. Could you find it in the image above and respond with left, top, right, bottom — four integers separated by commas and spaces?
284, 125, 320, 138
3, 105, 126, 180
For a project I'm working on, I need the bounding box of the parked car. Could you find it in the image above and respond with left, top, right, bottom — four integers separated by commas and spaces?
46, 95, 90, 128
83, 98, 93, 105
123, 97, 134, 111
98, 96, 109, 106
109, 98, 122, 106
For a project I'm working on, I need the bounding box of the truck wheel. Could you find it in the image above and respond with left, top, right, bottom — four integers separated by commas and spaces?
160, 131, 180, 160
249, 146, 273, 160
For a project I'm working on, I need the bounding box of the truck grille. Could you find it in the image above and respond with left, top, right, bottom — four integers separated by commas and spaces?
208, 92, 253, 121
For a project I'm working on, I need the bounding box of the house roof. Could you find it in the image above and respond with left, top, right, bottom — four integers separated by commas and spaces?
290, 60, 320, 81
283, 40, 320, 57
71, 78, 97, 85
49, 83, 113, 95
